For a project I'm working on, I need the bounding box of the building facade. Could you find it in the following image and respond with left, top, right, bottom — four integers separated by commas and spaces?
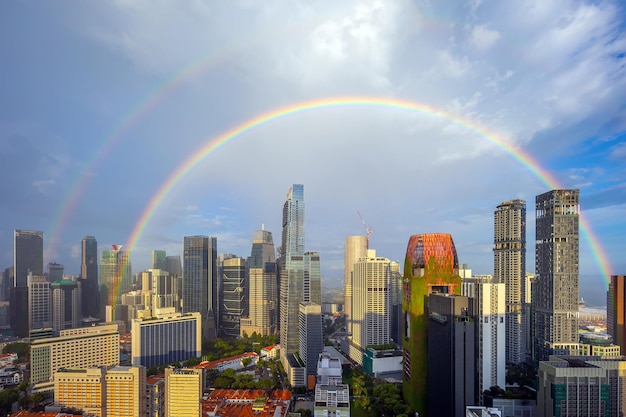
534, 190, 580, 362
608, 275, 626, 354
220, 257, 247, 338
279, 184, 305, 359
105, 366, 146, 417
344, 236, 368, 342
51, 278, 81, 331
183, 236, 218, 339
152, 250, 167, 270
402, 233, 461, 415
241, 228, 277, 337
494, 199, 526, 364
299, 302, 323, 386
12, 230, 44, 337
304, 251, 321, 305
165, 367, 204, 417
54, 367, 106, 417
131, 312, 201, 368
28, 273, 51, 334
81, 236, 99, 319
100, 245, 132, 320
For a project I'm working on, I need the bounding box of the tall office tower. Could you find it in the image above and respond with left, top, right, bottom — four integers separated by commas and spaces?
165, 367, 204, 417
28, 273, 52, 333
608, 275, 626, 354
146, 374, 165, 417
30, 324, 119, 392
131, 311, 201, 367
402, 233, 461, 415
299, 302, 323, 385
220, 257, 247, 338
106, 366, 146, 417
349, 249, 392, 365
428, 293, 476, 417
165, 255, 182, 277
100, 245, 132, 320
462, 275, 506, 403
183, 236, 217, 339
14, 229, 44, 287
344, 236, 368, 339
47, 262, 64, 282
523, 272, 536, 361
389, 261, 402, 345
81, 236, 99, 318
279, 184, 305, 358
534, 189, 580, 362
304, 251, 322, 305
51, 278, 81, 331
152, 250, 167, 270
54, 367, 106, 417
494, 199, 526, 364
2, 267, 13, 302
241, 228, 277, 337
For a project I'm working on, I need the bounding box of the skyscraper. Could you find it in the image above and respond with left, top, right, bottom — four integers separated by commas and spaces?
608, 275, 626, 354
534, 189, 580, 362
152, 250, 167, 270
402, 233, 461, 415
183, 236, 217, 339
14, 229, 43, 287
279, 184, 305, 357
47, 262, 64, 282
81, 236, 99, 318
494, 199, 526, 364
299, 302, 323, 385
304, 251, 321, 305
241, 228, 277, 337
348, 249, 392, 365
28, 273, 52, 333
344, 236, 368, 339
51, 278, 81, 331
220, 257, 247, 338
100, 245, 132, 321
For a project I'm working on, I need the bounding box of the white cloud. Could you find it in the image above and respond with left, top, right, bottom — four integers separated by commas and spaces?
469, 24, 501, 50
32, 179, 56, 195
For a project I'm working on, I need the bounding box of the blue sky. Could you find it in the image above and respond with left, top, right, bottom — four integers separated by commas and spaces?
1, 1, 625, 305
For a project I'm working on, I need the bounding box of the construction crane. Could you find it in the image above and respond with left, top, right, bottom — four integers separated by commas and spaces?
357, 210, 373, 248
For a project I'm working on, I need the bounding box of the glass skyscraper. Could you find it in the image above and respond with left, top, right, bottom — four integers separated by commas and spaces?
14, 229, 43, 287
279, 184, 306, 356
81, 236, 99, 318
99, 245, 132, 320
183, 236, 217, 339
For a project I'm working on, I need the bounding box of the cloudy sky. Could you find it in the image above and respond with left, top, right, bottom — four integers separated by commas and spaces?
1, 0, 625, 304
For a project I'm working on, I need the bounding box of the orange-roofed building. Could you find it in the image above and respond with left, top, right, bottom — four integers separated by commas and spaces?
201, 389, 291, 417
195, 352, 258, 372
9, 412, 81, 417
260, 344, 279, 360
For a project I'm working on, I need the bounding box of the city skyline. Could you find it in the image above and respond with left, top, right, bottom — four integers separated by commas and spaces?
1, 1, 625, 301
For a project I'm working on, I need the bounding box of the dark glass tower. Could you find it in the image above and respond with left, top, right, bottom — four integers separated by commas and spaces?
183, 236, 217, 339
81, 236, 99, 318
12, 230, 43, 336
220, 257, 247, 338
534, 189, 580, 362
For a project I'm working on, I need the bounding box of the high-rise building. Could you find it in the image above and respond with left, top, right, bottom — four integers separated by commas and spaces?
462, 275, 506, 403
165, 367, 204, 417
152, 250, 167, 270
344, 236, 368, 339
146, 374, 165, 417
608, 275, 626, 354
14, 229, 43, 287
54, 367, 106, 417
28, 273, 52, 334
220, 257, 247, 338
100, 245, 132, 320
304, 251, 321, 305
389, 260, 403, 345
105, 365, 146, 417
30, 324, 119, 392
402, 233, 461, 415
494, 199, 526, 364
299, 302, 323, 386
81, 236, 99, 318
428, 293, 476, 417
279, 184, 305, 358
348, 249, 392, 365
47, 262, 64, 282
51, 278, 81, 331
131, 311, 201, 368
2, 267, 13, 302
534, 189, 580, 362
183, 236, 217, 339
148, 268, 179, 312
241, 228, 277, 337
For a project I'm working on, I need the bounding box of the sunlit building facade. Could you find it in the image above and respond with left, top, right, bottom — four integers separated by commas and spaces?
100, 245, 132, 320
344, 236, 368, 339
402, 233, 461, 415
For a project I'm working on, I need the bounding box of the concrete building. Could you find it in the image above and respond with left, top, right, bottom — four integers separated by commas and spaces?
349, 250, 392, 365
363, 346, 403, 378
536, 356, 626, 417
47, 262, 64, 282
28, 273, 52, 334
344, 236, 368, 341
165, 367, 204, 417
427, 293, 476, 417
534, 190, 580, 362
316, 351, 343, 385
105, 366, 146, 417
31, 324, 119, 392
131, 312, 201, 368
494, 199, 526, 364
51, 279, 81, 331
462, 275, 506, 403
183, 236, 218, 339
146, 374, 165, 417
304, 251, 321, 305
313, 383, 350, 417
608, 275, 626, 354
299, 302, 323, 387
54, 367, 105, 417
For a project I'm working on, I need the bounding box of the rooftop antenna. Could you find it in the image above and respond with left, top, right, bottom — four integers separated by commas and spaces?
357, 210, 373, 248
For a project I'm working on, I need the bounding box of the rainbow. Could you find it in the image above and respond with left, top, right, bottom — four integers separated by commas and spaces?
115, 96, 613, 300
